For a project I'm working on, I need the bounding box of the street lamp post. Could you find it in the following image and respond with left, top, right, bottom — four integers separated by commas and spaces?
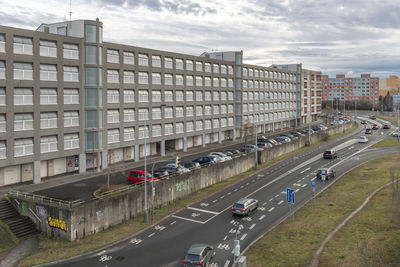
143, 118, 148, 223
255, 115, 258, 170
230, 220, 243, 263
343, 99, 346, 133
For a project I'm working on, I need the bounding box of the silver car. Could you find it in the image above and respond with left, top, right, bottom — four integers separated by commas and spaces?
231, 198, 259, 216
182, 244, 214, 267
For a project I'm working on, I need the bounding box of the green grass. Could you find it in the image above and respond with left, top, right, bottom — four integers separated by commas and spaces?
0, 220, 18, 253
245, 153, 400, 267
20, 124, 357, 266
375, 114, 400, 127
372, 138, 400, 148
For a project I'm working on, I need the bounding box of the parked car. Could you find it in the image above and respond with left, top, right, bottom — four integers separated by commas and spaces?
127, 170, 157, 184
359, 136, 368, 143
281, 133, 297, 140
241, 144, 261, 152
291, 131, 304, 137
207, 154, 224, 163
316, 169, 335, 180
182, 161, 201, 170
192, 156, 215, 166
383, 124, 391, 129
152, 169, 169, 178
319, 124, 328, 130
224, 150, 242, 158
231, 198, 258, 216
258, 138, 276, 146
275, 136, 290, 143
209, 152, 232, 162
165, 164, 190, 173
159, 166, 183, 175
323, 150, 337, 159
182, 244, 214, 267
311, 126, 321, 132
257, 142, 269, 149
365, 128, 372, 134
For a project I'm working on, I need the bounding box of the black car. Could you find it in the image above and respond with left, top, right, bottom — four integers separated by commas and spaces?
323, 150, 337, 159
383, 124, 391, 129
182, 161, 201, 170
192, 156, 215, 166
316, 169, 335, 180
311, 126, 321, 132
361, 120, 367, 125
152, 169, 169, 178
224, 149, 242, 158
182, 244, 214, 267
365, 128, 372, 134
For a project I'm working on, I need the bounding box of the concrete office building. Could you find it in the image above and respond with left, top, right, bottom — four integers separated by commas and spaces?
0, 19, 298, 186
321, 74, 379, 104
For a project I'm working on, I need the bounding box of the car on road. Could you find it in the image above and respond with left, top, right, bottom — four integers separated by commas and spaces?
361, 120, 367, 124
182, 244, 214, 267
392, 131, 400, 137
127, 170, 157, 184
369, 115, 376, 120
372, 124, 379, 130
383, 124, 391, 129
182, 161, 201, 170
359, 136, 368, 143
316, 169, 335, 180
323, 150, 337, 159
192, 156, 215, 166
365, 128, 372, 134
231, 198, 259, 216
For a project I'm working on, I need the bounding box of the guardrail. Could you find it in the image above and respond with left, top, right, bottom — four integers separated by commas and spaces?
8, 190, 85, 209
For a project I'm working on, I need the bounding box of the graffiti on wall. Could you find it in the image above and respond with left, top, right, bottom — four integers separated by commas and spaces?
36, 205, 47, 218
48, 217, 67, 231
175, 180, 191, 192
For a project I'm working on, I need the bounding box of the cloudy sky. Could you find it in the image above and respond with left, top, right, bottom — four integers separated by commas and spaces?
1, 0, 399, 78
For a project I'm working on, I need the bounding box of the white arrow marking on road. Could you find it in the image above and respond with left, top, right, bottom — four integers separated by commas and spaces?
278, 200, 284, 205
130, 238, 142, 245
259, 215, 266, 220
241, 233, 247, 240
268, 207, 275, 212
300, 167, 310, 174
249, 223, 256, 230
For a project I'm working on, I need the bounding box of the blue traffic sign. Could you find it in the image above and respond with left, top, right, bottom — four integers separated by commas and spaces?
286, 188, 295, 204
311, 180, 316, 188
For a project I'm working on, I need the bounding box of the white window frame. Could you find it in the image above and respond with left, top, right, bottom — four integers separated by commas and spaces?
14, 63, 33, 80
64, 89, 79, 104
164, 73, 173, 85
40, 88, 57, 105
138, 108, 149, 121
124, 90, 135, 103
107, 89, 120, 103
107, 129, 120, 144
63, 66, 79, 82
63, 43, 79, 59
123, 51, 135, 65
152, 124, 162, 137
138, 71, 148, 84
138, 53, 148, 66
40, 112, 58, 129
40, 40, 57, 57
164, 124, 173, 135
152, 55, 161, 68
13, 36, 33, 55
123, 71, 135, 84
107, 69, 119, 83
14, 138, 34, 157
107, 49, 119, 63
124, 109, 135, 122
124, 127, 135, 141
64, 111, 79, 127
138, 90, 149, 102
40, 136, 58, 153
64, 133, 79, 150
14, 88, 33, 105
164, 57, 173, 69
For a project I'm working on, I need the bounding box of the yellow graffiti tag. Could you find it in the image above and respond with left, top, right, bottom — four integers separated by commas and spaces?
47, 217, 67, 231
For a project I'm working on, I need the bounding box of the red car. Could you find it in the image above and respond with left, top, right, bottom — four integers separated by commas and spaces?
372, 124, 379, 130
127, 170, 157, 184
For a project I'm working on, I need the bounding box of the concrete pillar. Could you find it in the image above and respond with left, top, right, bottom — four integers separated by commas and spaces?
134, 144, 139, 162
79, 153, 86, 174
183, 136, 187, 152
33, 160, 41, 184
262, 124, 266, 133
232, 129, 236, 141
160, 140, 165, 157
272, 122, 275, 132
218, 131, 222, 144
202, 134, 206, 147
102, 150, 108, 169
281, 121, 283, 130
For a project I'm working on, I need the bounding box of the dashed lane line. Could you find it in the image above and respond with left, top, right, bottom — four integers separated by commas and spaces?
171, 215, 205, 224
259, 215, 266, 220
302, 184, 307, 187
241, 233, 247, 240
170, 221, 176, 225
295, 189, 300, 193
224, 260, 231, 267
249, 223, 256, 230
148, 233, 155, 237
278, 200, 284, 205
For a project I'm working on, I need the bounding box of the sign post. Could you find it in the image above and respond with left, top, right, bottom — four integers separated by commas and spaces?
286, 187, 295, 218
311, 179, 317, 207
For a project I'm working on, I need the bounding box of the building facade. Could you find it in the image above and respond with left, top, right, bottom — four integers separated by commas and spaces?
0, 19, 299, 186
321, 74, 379, 104
379, 75, 400, 97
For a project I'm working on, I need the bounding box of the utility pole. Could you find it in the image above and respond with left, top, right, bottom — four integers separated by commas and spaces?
143, 119, 148, 223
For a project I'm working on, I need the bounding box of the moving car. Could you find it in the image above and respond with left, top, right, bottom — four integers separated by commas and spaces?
372, 124, 379, 130
365, 128, 372, 134
383, 124, 391, 129
127, 170, 157, 184
323, 150, 337, 159
182, 244, 214, 267
369, 115, 376, 120
316, 169, 335, 180
231, 198, 258, 216
192, 156, 215, 166
361, 120, 367, 125
359, 136, 368, 143
392, 131, 400, 137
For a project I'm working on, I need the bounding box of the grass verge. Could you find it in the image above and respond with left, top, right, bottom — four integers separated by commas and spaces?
372, 138, 400, 148
375, 114, 399, 127
20, 125, 358, 266
245, 153, 400, 267
0, 220, 18, 253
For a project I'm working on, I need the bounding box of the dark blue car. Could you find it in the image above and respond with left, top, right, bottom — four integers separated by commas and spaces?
192, 156, 215, 166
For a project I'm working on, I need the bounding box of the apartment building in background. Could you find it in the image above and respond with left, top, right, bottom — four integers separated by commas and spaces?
321, 74, 379, 104
0, 19, 299, 186
379, 75, 400, 97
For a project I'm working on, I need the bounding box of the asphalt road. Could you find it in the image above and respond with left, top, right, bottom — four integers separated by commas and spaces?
45, 116, 399, 267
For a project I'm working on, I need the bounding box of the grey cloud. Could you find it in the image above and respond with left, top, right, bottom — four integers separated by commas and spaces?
0, 10, 62, 29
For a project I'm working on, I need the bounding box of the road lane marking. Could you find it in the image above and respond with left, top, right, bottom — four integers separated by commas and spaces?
227, 192, 232, 195
148, 233, 155, 237
224, 260, 231, 267
269, 198, 273, 201
97, 250, 107, 256
234, 189, 238, 192
246, 183, 250, 185
300, 167, 310, 174
259, 215, 266, 220
268, 207, 275, 212
258, 174, 264, 177
295, 189, 300, 193
220, 195, 225, 199
130, 238, 142, 245
240, 185, 244, 189
348, 146, 354, 150
172, 215, 205, 224
275, 194, 279, 198
187, 207, 219, 215
241, 233, 247, 240
213, 199, 218, 203
278, 200, 284, 205
302, 184, 307, 187
249, 223, 256, 230
170, 221, 176, 225
224, 235, 228, 241
262, 202, 267, 206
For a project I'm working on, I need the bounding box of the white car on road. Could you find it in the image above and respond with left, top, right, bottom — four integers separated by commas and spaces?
359, 136, 368, 143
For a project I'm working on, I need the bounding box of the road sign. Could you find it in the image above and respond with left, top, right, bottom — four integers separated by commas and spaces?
321, 169, 327, 181
286, 188, 295, 204
311, 180, 316, 188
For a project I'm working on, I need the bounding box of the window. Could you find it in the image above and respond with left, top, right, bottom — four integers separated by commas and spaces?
107, 109, 120, 123
176, 90, 184, 101
85, 25, 96, 42
228, 91, 233, 100
152, 107, 161, 119
138, 108, 149, 120
64, 111, 79, 127
164, 107, 173, 118
213, 91, 219, 101
186, 91, 194, 101
213, 77, 219, 87
14, 88, 33, 105
107, 69, 119, 83
41, 135, 58, 153
40, 64, 57, 81
221, 91, 227, 101
0, 61, 4, 79
205, 63, 211, 72
186, 106, 194, 117
63, 66, 79, 82
138, 71, 148, 84
40, 112, 57, 129
64, 89, 79, 104
213, 64, 219, 73
107, 49, 119, 63
13, 36, 33, 55
138, 126, 149, 139
124, 108, 135, 122
205, 77, 211, 87
205, 91, 211, 101
0, 34, 5, 53
122, 70, 135, 84
196, 120, 203, 130
243, 68, 248, 76
205, 105, 212, 115
186, 75, 193, 86
0, 115, 5, 132
176, 122, 184, 133
228, 79, 234, 88
107, 89, 119, 103
63, 43, 79, 59
228, 66, 233, 75
176, 74, 184, 86
152, 124, 162, 137
0, 88, 5, 105
221, 104, 227, 114
249, 69, 253, 77
0, 141, 5, 159
85, 67, 97, 85
40, 40, 57, 57
213, 119, 219, 128
164, 57, 173, 69
64, 133, 79, 150
213, 105, 219, 114
221, 118, 227, 127
107, 129, 120, 144
221, 65, 227, 74
164, 73, 173, 85
124, 127, 135, 141
176, 59, 184, 70
138, 53, 148, 66
14, 138, 33, 157
164, 124, 173, 135
175, 106, 184, 117
255, 69, 259, 78
123, 51, 134, 65
196, 76, 203, 86
196, 105, 203, 116
124, 89, 135, 103
14, 62, 33, 80
40, 88, 57, 105
138, 90, 148, 102
186, 60, 193, 71
228, 104, 234, 113
221, 78, 227, 87
196, 91, 203, 101
165, 90, 173, 102
152, 55, 161, 67
205, 119, 211, 129
243, 80, 248, 88
151, 72, 161, 85
186, 121, 194, 132
196, 61, 203, 72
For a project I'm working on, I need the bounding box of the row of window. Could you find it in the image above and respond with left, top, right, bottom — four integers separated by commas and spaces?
0, 88, 79, 105
243, 102, 296, 112
243, 111, 296, 123
242, 67, 295, 81
0, 35, 79, 59
243, 91, 296, 101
